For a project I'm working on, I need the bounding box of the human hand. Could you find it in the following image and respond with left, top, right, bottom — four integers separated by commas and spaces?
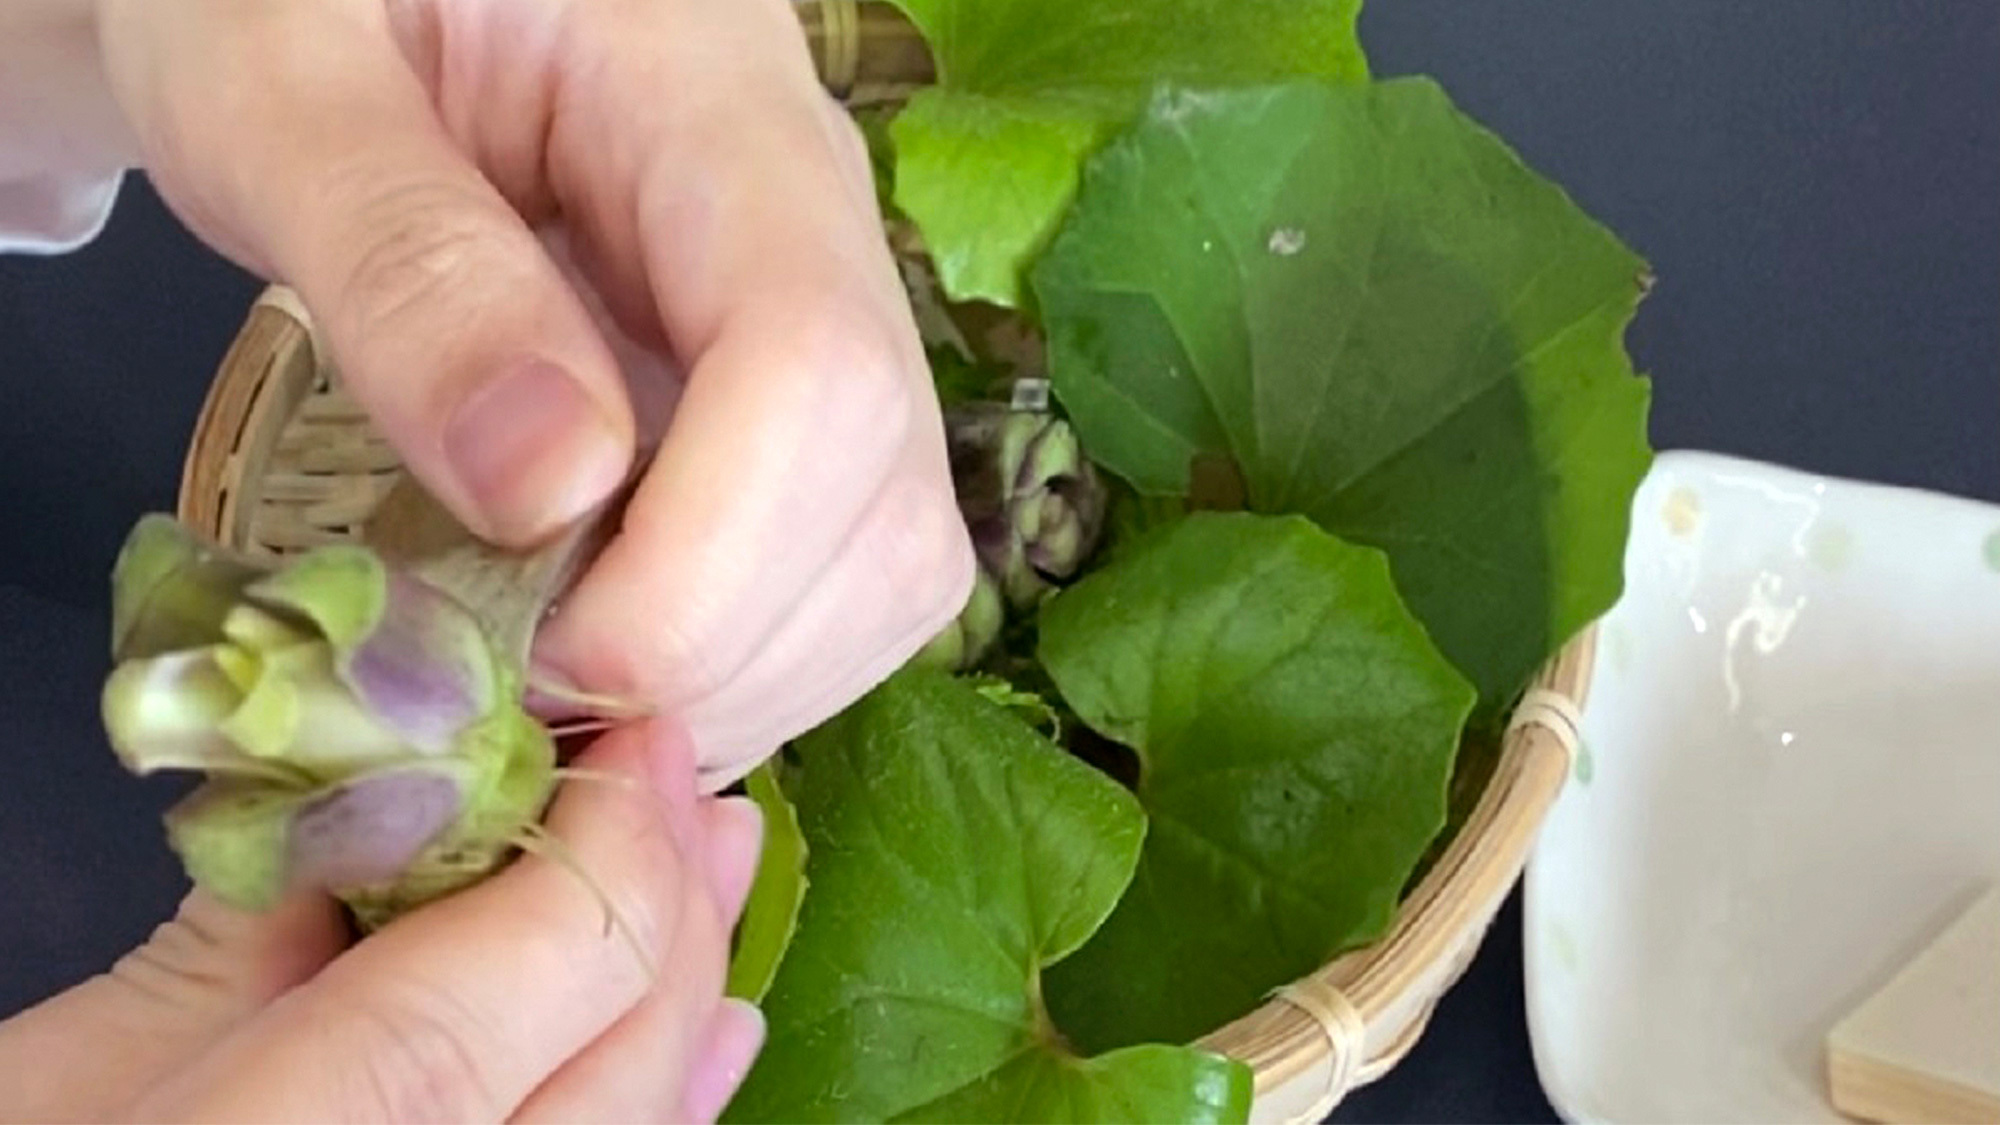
0, 723, 765, 1124
91, 0, 975, 788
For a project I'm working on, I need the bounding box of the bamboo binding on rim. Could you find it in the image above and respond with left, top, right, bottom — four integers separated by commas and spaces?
173, 4, 1596, 1120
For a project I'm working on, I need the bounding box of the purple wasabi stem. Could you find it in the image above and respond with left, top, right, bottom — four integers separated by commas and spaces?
944, 400, 1108, 609
911, 395, 1110, 672
286, 768, 468, 892
244, 551, 498, 756
164, 766, 470, 911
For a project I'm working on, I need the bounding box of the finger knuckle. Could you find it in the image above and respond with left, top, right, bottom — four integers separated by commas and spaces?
579, 837, 690, 979
798, 306, 916, 457
329, 174, 515, 342
106, 902, 253, 1010
630, 596, 736, 709
520, 809, 704, 1005
639, 88, 861, 236
322, 984, 504, 1124
868, 472, 977, 629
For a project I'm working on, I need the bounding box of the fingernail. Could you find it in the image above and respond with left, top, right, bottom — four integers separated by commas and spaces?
638, 720, 697, 792
444, 358, 625, 543
703, 797, 765, 924
682, 998, 767, 1124
635, 721, 702, 851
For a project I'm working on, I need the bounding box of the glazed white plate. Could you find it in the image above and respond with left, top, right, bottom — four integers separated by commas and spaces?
1523, 450, 2000, 1123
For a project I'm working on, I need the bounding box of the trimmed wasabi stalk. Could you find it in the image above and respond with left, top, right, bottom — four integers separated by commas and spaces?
102, 473, 632, 931
911, 565, 1004, 672
725, 764, 809, 1002
944, 397, 1108, 609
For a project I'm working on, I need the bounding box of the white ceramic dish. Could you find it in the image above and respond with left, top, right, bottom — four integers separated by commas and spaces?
1523, 450, 2000, 1124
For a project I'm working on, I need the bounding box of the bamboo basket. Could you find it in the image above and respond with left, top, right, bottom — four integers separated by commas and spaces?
173, 3, 1596, 1120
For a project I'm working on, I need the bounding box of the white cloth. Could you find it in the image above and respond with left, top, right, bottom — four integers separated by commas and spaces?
0, 168, 122, 254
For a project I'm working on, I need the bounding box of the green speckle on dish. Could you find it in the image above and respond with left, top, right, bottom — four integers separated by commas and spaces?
1984, 529, 2000, 573
1573, 740, 1595, 786
1807, 523, 1853, 572
1604, 623, 1631, 675
1663, 486, 1701, 537
1548, 920, 1579, 974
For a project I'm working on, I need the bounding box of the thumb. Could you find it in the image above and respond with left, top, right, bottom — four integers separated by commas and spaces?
0, 890, 346, 1123
131, 722, 734, 1124
100, 3, 634, 546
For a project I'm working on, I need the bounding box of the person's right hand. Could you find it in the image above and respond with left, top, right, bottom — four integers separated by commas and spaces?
0, 723, 766, 1124
90, 0, 976, 791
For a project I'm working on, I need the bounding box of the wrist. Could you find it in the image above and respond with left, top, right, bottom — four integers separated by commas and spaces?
0, 0, 140, 182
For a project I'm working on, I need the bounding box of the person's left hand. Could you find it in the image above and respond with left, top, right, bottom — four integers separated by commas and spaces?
0, 723, 766, 1124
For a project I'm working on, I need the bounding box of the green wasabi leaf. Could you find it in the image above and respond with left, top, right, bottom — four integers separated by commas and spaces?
1033, 78, 1653, 717
1037, 513, 1473, 1049
898, 1043, 1250, 1123
724, 668, 1249, 1124
852, 104, 900, 214
967, 673, 1062, 742
1101, 478, 1190, 560
891, 98, 1110, 308
883, 0, 1366, 306
726, 764, 809, 1003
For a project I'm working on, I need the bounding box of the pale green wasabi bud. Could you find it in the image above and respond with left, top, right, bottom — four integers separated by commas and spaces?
913, 565, 1006, 672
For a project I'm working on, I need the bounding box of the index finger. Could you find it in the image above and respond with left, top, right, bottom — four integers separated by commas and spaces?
535, 0, 965, 729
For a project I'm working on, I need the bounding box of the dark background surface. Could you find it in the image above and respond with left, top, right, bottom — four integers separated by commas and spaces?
1, 2, 1995, 1121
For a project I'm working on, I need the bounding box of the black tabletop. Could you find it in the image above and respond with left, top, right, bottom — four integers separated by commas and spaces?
2, 3, 1994, 1121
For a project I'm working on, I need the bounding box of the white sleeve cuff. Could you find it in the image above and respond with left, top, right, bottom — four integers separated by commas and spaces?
0, 168, 124, 254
